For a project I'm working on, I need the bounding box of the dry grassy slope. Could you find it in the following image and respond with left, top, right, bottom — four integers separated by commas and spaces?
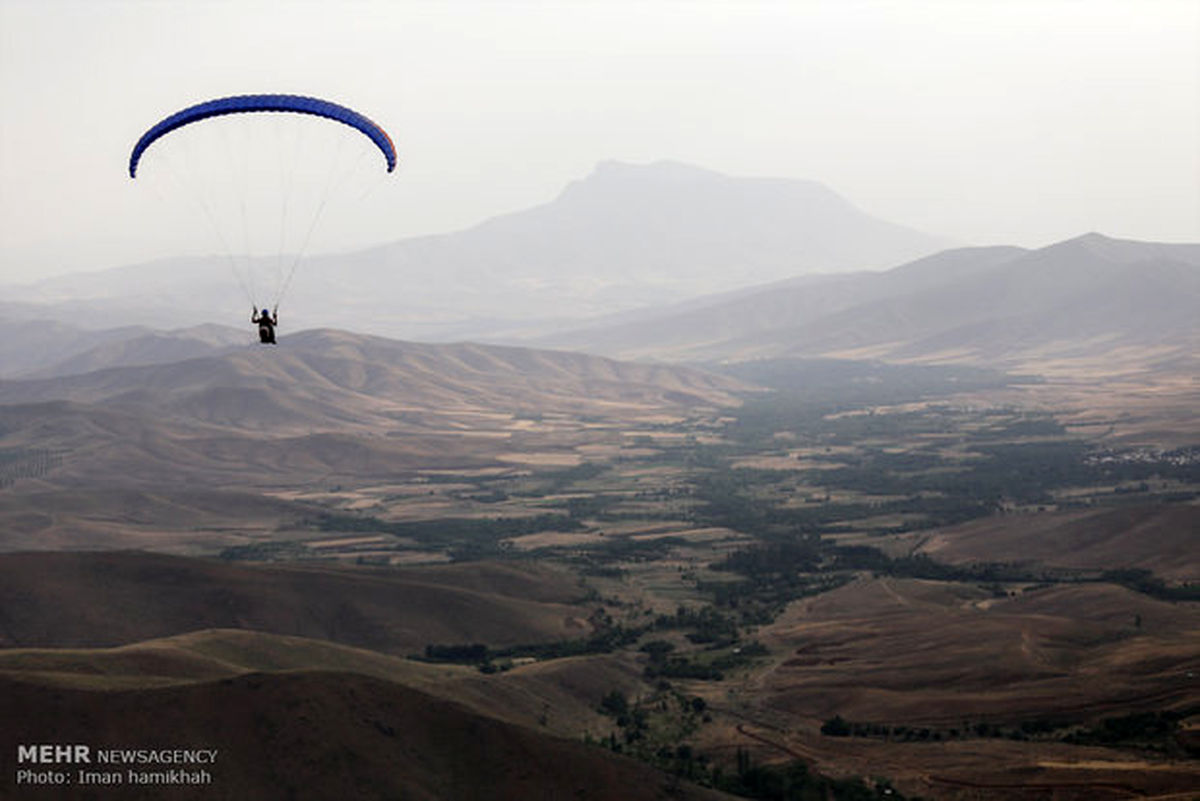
918, 504, 1200, 582
0, 630, 295, 690
440, 652, 649, 737
0, 399, 505, 489
392, 559, 586, 604
699, 576, 1200, 800
748, 576, 1200, 727
0, 487, 317, 552
0, 552, 591, 654
0, 629, 479, 693
0, 329, 749, 431
0, 669, 735, 801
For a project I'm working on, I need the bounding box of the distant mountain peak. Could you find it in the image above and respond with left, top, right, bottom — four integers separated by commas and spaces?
1055, 232, 1123, 252
1041, 231, 1200, 267
555, 159, 731, 203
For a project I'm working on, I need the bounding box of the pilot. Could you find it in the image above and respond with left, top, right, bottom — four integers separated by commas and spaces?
252, 307, 278, 345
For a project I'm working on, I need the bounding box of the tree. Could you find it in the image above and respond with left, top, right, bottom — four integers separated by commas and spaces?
821, 715, 851, 737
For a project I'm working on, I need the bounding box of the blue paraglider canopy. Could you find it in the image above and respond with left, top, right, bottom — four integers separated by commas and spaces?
128, 94, 397, 178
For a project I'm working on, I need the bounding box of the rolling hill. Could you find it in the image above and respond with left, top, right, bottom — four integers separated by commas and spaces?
535, 234, 1200, 374
25, 324, 248, 379
0, 314, 246, 379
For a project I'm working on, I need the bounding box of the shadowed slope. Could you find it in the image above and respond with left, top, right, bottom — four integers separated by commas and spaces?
0, 670, 734, 801
0, 552, 590, 654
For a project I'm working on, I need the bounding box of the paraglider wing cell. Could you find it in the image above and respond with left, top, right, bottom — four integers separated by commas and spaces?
128, 94, 397, 177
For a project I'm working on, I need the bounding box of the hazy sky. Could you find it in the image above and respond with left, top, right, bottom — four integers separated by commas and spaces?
1, 0, 1197, 283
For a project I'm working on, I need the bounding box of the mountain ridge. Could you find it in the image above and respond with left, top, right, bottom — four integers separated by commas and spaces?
530, 233, 1200, 371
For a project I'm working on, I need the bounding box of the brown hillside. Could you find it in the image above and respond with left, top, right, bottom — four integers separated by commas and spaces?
0, 670, 734, 801
918, 504, 1200, 582
750, 577, 1200, 726
682, 576, 1200, 798
0, 400, 506, 490
0, 552, 590, 654
0, 487, 319, 553
392, 560, 586, 604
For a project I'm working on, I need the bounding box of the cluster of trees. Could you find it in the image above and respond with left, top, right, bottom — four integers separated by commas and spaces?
638, 637, 769, 682
589, 535, 687, 563
822, 709, 1196, 756
1102, 569, 1200, 602
709, 533, 1199, 631
0, 448, 62, 488
595, 690, 907, 799
594, 641, 914, 801
719, 358, 1022, 440
822, 715, 990, 742
802, 439, 1097, 508
709, 538, 851, 619
709, 750, 908, 801
653, 606, 741, 645
543, 461, 607, 492
419, 606, 769, 679
690, 461, 996, 540
595, 687, 708, 759
419, 625, 643, 670
826, 548, 1040, 583
310, 511, 579, 560
219, 541, 313, 561
708, 539, 1020, 622
1065, 710, 1196, 755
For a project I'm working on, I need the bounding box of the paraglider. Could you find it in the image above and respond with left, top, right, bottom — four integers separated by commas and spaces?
129, 94, 397, 343
252, 307, 278, 345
